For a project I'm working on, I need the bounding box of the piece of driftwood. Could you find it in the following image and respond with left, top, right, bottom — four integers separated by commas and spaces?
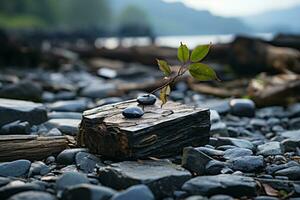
0, 135, 75, 162
78, 100, 210, 160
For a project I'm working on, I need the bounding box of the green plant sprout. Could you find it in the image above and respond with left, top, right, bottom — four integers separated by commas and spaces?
152, 42, 220, 107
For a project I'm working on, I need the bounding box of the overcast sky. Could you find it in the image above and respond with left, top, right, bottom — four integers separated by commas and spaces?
164, 0, 300, 16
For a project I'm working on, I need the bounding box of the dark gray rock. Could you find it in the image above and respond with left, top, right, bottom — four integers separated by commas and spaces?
75, 152, 102, 173
0, 98, 47, 127
182, 147, 213, 175
256, 106, 287, 119
0, 80, 43, 102
61, 183, 116, 200
0, 177, 10, 187
279, 130, 300, 152
45, 156, 56, 164
195, 147, 224, 157
0, 183, 44, 199
54, 91, 76, 101
274, 166, 300, 180
98, 160, 191, 198
111, 184, 154, 200
8, 191, 56, 200
223, 148, 253, 160
56, 172, 90, 191
200, 99, 230, 115
0, 160, 31, 177
80, 83, 116, 99
48, 100, 87, 112
289, 117, 300, 129
254, 196, 279, 200
265, 161, 299, 174
185, 195, 208, 200
228, 156, 264, 172
229, 99, 255, 117
57, 148, 87, 165
288, 103, 300, 118
205, 160, 228, 175
137, 94, 156, 105
28, 161, 50, 177
210, 194, 234, 200
122, 107, 144, 118
216, 137, 255, 151
44, 118, 81, 135
96, 97, 123, 107
0, 120, 30, 134
257, 142, 283, 156
210, 122, 228, 136
182, 174, 257, 197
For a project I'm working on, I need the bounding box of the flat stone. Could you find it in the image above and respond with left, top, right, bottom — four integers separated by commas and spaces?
98, 160, 191, 198
75, 152, 103, 173
182, 174, 257, 197
228, 156, 264, 172
48, 99, 87, 112
44, 118, 81, 135
0, 120, 31, 134
28, 161, 50, 177
210, 195, 234, 200
229, 99, 255, 118
265, 161, 299, 174
111, 184, 154, 200
48, 112, 82, 120
274, 166, 300, 180
0, 160, 31, 177
57, 148, 88, 165
257, 142, 283, 156
205, 160, 229, 175
216, 137, 255, 151
56, 172, 90, 191
61, 183, 116, 200
224, 148, 253, 160
195, 147, 224, 157
0, 177, 10, 187
210, 122, 228, 136
80, 83, 116, 99
8, 191, 56, 200
182, 147, 213, 175
0, 98, 47, 127
122, 106, 144, 118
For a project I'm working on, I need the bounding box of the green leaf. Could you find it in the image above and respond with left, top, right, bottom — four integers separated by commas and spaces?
157, 59, 171, 76
177, 42, 189, 63
189, 63, 218, 81
159, 85, 171, 107
190, 44, 210, 62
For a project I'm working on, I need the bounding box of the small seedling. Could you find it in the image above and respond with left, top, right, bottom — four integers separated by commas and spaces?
152, 42, 220, 107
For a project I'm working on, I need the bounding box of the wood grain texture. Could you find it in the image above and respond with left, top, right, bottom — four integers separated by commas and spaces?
79, 100, 210, 160
0, 135, 75, 161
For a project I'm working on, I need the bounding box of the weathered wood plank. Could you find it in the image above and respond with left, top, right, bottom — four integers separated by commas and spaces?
79, 100, 210, 160
0, 135, 75, 161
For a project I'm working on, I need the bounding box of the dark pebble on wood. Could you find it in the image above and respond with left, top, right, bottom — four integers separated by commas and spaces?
137, 94, 157, 105
122, 107, 144, 118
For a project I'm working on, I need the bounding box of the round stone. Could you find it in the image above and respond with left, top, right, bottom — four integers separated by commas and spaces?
137, 94, 157, 105
122, 107, 144, 119
229, 99, 255, 117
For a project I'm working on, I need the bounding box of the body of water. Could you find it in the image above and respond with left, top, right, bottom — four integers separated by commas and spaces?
96, 33, 274, 49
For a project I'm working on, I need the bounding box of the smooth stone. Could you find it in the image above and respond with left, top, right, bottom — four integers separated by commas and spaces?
200, 99, 230, 115
216, 145, 237, 151
205, 160, 228, 175
96, 97, 123, 106
75, 152, 103, 173
111, 184, 154, 200
61, 183, 116, 200
210, 122, 228, 136
182, 174, 257, 197
0, 177, 10, 187
57, 148, 88, 165
256, 106, 286, 119
288, 103, 300, 118
0, 160, 31, 177
44, 118, 81, 136
45, 156, 56, 164
122, 107, 144, 119
279, 130, 300, 152
0, 80, 43, 102
185, 195, 208, 200
97, 68, 117, 79
254, 196, 279, 200
56, 172, 90, 191
0, 183, 44, 199
250, 118, 267, 129
54, 91, 76, 101
48, 112, 82, 120
98, 160, 191, 198
210, 110, 221, 123
137, 94, 157, 105
195, 147, 224, 157
216, 137, 255, 151
182, 147, 213, 175
274, 166, 300, 180
265, 161, 299, 174
80, 83, 117, 99
48, 100, 87, 112
28, 161, 50, 177
223, 148, 253, 160
210, 194, 234, 200
228, 156, 264, 172
257, 142, 283, 156
170, 91, 185, 101
0, 98, 47, 127
229, 99, 255, 117
289, 117, 300, 129
8, 191, 56, 200
0, 120, 30, 134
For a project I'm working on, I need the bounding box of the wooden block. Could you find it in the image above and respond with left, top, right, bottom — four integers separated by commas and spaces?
78, 100, 210, 159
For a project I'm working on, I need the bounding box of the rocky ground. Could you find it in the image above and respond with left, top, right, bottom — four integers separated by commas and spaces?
0, 64, 300, 200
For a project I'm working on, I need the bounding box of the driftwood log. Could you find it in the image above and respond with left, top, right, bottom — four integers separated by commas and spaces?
78, 100, 210, 160
0, 135, 75, 162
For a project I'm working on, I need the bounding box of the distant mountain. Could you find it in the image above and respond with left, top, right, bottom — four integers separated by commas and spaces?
109, 0, 251, 36
242, 5, 300, 33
